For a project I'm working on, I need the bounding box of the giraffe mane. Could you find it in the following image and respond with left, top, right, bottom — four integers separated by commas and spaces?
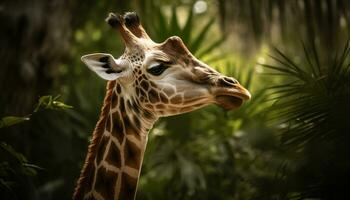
73, 80, 116, 200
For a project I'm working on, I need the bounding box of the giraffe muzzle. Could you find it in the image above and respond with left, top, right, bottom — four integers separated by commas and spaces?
213, 81, 251, 110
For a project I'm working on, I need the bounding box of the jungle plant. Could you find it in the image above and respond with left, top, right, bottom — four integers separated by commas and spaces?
143, 0, 225, 59
260, 41, 350, 199
0, 95, 72, 200
0, 95, 72, 129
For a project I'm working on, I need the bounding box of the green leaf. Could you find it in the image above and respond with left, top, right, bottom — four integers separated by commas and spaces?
0, 142, 28, 163
22, 163, 44, 171
34, 95, 73, 112
22, 163, 43, 176
0, 116, 30, 128
190, 18, 215, 54
196, 36, 226, 58
266, 41, 350, 147
182, 3, 194, 44
170, 6, 181, 36
52, 101, 74, 110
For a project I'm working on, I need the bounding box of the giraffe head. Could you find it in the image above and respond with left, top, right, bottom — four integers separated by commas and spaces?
82, 12, 251, 118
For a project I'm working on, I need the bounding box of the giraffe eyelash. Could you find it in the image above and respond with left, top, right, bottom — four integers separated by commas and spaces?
147, 63, 170, 76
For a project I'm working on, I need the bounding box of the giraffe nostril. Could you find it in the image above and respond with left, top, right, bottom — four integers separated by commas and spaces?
224, 77, 239, 85
218, 78, 232, 87
218, 77, 239, 87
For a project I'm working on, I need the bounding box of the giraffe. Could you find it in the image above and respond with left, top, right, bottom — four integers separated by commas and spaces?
73, 12, 251, 200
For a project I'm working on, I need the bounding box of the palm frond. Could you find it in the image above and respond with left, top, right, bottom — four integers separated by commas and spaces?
144, 3, 225, 59
264, 40, 350, 148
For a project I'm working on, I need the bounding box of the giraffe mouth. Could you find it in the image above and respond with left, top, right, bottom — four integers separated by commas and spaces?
214, 84, 251, 110
216, 95, 244, 110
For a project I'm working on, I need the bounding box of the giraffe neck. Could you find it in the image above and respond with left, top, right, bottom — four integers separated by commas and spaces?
74, 81, 157, 200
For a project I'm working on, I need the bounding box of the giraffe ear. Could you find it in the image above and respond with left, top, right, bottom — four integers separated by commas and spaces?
81, 53, 129, 80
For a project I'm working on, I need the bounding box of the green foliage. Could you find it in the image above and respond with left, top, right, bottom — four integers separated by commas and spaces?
0, 95, 72, 129
258, 41, 350, 199
34, 95, 73, 112
144, 1, 225, 58
0, 95, 73, 199
0, 117, 30, 129
265, 42, 350, 147
0, 142, 38, 200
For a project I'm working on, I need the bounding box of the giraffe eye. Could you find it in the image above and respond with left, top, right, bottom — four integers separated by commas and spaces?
147, 64, 169, 76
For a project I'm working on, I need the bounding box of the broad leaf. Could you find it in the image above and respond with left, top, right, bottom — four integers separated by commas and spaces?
0, 116, 30, 128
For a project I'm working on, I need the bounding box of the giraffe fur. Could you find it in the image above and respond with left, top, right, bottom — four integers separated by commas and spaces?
74, 12, 251, 200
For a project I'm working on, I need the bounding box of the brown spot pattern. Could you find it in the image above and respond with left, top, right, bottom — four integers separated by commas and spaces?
133, 115, 141, 130
119, 97, 126, 116
170, 94, 182, 104
156, 104, 165, 109
112, 111, 125, 144
118, 172, 138, 200
148, 89, 160, 103
111, 92, 119, 108
105, 114, 112, 132
140, 80, 149, 91
159, 92, 169, 103
131, 100, 140, 114
123, 115, 141, 140
143, 110, 153, 119
124, 139, 141, 169
96, 136, 109, 164
106, 142, 122, 168
94, 167, 118, 200
85, 164, 95, 193
163, 87, 175, 96
116, 84, 121, 94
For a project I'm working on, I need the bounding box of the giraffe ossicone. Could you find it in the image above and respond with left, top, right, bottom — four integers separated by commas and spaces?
74, 12, 251, 200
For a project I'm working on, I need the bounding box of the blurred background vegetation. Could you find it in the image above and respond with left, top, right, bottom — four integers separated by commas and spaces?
1, 0, 350, 199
